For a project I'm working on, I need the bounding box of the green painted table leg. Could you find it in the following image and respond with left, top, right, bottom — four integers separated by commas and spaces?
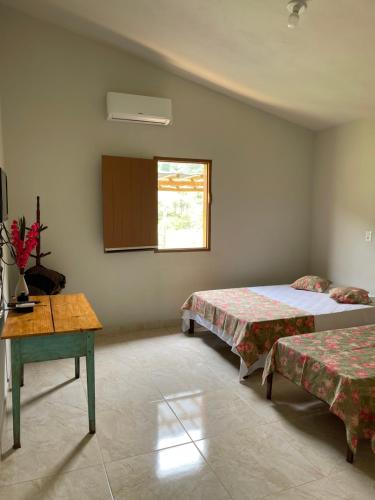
11, 340, 21, 449
86, 333, 96, 434
9, 331, 97, 446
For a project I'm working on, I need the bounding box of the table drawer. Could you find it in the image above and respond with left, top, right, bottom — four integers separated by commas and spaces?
17, 333, 89, 363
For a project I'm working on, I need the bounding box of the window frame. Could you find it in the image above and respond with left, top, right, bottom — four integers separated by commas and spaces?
154, 156, 212, 253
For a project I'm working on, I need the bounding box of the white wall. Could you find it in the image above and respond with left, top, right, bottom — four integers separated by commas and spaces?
0, 100, 8, 433
311, 119, 375, 292
0, 6, 314, 330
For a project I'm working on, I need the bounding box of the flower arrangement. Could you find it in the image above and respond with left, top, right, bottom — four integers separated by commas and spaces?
10, 217, 39, 272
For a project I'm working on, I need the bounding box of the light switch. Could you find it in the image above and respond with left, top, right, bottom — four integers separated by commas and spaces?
365, 231, 372, 242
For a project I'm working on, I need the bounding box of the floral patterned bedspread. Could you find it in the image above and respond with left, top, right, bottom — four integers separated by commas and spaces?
263, 325, 375, 454
182, 288, 315, 368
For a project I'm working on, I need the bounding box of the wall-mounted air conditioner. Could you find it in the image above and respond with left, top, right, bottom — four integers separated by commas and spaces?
107, 92, 172, 126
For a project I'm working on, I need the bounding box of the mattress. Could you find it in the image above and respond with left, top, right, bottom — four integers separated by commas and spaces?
249, 285, 375, 331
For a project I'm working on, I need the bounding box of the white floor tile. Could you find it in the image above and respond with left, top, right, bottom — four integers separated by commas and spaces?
1, 327, 374, 499
0, 465, 112, 500
106, 443, 230, 500
96, 400, 192, 463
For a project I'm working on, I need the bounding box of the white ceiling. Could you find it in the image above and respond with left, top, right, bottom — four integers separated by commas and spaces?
1, 0, 375, 130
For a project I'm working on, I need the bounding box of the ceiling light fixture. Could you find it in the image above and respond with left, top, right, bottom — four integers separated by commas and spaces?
287, 0, 309, 29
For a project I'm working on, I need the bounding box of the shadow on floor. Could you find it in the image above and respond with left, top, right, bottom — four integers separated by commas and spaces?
186, 329, 375, 479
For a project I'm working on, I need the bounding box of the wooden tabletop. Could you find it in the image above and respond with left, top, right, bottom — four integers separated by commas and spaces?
1, 293, 102, 339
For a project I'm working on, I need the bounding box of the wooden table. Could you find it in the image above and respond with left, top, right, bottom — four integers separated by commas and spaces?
0, 293, 102, 449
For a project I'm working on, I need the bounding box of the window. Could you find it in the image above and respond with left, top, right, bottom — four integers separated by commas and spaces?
102, 155, 211, 253
157, 158, 211, 251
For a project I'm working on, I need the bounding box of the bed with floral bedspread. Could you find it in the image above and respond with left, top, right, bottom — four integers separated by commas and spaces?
182, 288, 315, 374
263, 325, 375, 461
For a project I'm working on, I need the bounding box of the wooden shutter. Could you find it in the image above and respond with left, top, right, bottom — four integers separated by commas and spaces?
102, 155, 157, 251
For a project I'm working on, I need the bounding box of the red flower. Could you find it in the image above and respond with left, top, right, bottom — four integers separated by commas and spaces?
237, 342, 254, 353
336, 392, 347, 403
325, 362, 338, 374
363, 428, 375, 439
351, 389, 360, 404
302, 379, 312, 391
285, 324, 296, 336
306, 318, 314, 329
10, 217, 39, 271
359, 408, 374, 422
298, 354, 308, 364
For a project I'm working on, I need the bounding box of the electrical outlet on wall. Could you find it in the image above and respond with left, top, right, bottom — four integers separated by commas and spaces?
365, 231, 372, 243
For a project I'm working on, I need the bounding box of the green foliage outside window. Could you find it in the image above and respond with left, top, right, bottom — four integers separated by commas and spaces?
158, 162, 206, 249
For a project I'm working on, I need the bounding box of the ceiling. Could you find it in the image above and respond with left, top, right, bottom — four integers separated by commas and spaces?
1, 0, 374, 130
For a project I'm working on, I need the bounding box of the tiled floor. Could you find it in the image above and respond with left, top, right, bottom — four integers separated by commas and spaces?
0, 327, 374, 499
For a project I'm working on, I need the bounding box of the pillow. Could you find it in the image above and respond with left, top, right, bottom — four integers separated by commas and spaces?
291, 275, 331, 293
329, 287, 372, 305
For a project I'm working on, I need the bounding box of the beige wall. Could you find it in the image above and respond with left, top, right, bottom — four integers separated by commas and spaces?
0, 7, 314, 329
311, 119, 375, 293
